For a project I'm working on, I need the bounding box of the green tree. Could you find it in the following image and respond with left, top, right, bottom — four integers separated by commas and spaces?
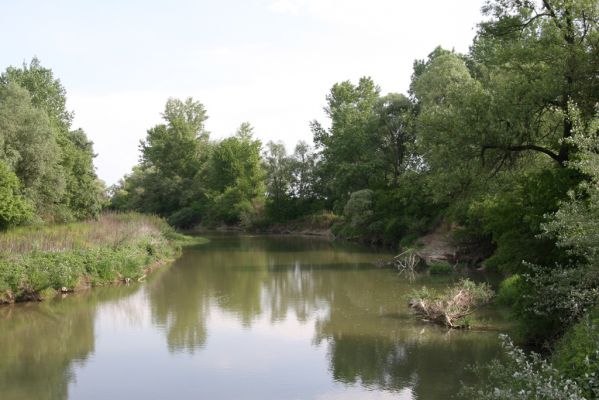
205, 123, 265, 225
1, 59, 103, 221
135, 97, 210, 218
0, 161, 33, 229
263, 141, 294, 220
474, 0, 599, 166
312, 77, 381, 209
0, 82, 64, 218
374, 93, 417, 187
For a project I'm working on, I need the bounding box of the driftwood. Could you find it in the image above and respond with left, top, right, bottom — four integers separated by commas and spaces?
377, 248, 424, 280
408, 279, 494, 328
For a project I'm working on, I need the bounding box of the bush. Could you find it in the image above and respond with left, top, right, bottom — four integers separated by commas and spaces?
167, 206, 201, 228
515, 264, 599, 344
553, 307, 599, 399
496, 274, 522, 306
428, 262, 454, 275
0, 161, 33, 229
460, 335, 586, 399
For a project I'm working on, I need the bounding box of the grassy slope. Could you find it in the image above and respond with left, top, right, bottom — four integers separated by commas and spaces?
0, 213, 204, 304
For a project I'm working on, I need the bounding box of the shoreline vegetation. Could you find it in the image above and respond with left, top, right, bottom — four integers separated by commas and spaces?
0, 213, 204, 304
0, 0, 597, 397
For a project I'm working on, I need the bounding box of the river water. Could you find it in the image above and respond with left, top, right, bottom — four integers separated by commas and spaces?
0, 235, 503, 400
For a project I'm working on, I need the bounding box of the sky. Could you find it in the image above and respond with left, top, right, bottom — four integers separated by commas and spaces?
1, 0, 485, 185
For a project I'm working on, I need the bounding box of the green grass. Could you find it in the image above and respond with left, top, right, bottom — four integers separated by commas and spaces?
0, 212, 204, 304
428, 262, 454, 275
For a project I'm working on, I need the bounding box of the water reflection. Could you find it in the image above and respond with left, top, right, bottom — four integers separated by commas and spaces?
0, 235, 504, 400
0, 285, 139, 400
144, 235, 502, 398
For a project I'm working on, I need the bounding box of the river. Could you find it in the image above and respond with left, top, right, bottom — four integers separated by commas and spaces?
0, 234, 504, 399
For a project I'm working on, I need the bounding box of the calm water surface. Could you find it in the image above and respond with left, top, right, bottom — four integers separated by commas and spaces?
0, 235, 504, 400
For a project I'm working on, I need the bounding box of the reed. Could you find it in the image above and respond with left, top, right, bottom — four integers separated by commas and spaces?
0, 212, 191, 304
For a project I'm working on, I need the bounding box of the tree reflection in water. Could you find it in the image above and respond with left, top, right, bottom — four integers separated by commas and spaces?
0, 235, 504, 400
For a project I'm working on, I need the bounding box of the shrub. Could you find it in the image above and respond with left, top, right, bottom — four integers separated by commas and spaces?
515, 264, 599, 344
0, 161, 33, 229
553, 307, 599, 399
496, 274, 522, 306
460, 335, 586, 399
167, 206, 201, 228
428, 262, 454, 275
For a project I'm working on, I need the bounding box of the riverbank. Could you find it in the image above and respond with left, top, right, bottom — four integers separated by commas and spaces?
0, 213, 204, 304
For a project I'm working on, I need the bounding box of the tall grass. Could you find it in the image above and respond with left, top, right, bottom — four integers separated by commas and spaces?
0, 212, 173, 255
0, 212, 187, 304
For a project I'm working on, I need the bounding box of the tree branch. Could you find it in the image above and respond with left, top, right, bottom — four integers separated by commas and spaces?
481, 144, 564, 166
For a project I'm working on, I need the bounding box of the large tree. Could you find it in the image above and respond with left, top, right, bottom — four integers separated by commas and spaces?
312, 77, 381, 209
1, 59, 103, 220
473, 0, 599, 166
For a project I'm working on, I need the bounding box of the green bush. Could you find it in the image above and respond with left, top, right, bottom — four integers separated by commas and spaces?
0, 161, 33, 229
428, 262, 454, 275
496, 274, 522, 306
514, 264, 599, 344
167, 206, 202, 228
460, 335, 586, 399
553, 307, 599, 399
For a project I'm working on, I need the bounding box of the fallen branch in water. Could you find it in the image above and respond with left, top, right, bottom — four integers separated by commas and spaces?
408, 279, 494, 328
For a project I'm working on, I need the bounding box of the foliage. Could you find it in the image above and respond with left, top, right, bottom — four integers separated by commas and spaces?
0, 213, 191, 303
468, 166, 575, 272
515, 264, 599, 344
428, 262, 453, 275
408, 279, 494, 328
460, 335, 586, 400
204, 123, 265, 225
553, 307, 599, 399
343, 189, 374, 230
0, 59, 103, 224
542, 107, 599, 266
496, 274, 522, 306
0, 161, 32, 228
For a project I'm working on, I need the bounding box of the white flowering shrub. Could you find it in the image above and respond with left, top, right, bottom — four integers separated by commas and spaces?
460, 335, 587, 400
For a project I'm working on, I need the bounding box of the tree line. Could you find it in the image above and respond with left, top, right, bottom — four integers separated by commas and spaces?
0, 0, 598, 395
109, 0, 599, 395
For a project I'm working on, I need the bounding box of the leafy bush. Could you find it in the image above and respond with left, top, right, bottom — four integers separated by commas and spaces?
553, 307, 599, 399
167, 206, 201, 228
460, 335, 586, 400
467, 167, 575, 272
343, 189, 374, 229
514, 264, 599, 344
0, 161, 33, 229
428, 262, 454, 275
496, 274, 522, 306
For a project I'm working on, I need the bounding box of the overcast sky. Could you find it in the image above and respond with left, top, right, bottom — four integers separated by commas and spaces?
1, 0, 485, 185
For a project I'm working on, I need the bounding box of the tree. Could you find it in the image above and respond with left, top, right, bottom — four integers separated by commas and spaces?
0, 161, 33, 229
290, 140, 317, 201
1, 59, 103, 221
374, 93, 417, 187
411, 51, 485, 202
205, 123, 265, 224
312, 77, 381, 209
0, 58, 73, 131
473, 0, 599, 166
263, 141, 294, 220
134, 97, 210, 217
0, 82, 65, 218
